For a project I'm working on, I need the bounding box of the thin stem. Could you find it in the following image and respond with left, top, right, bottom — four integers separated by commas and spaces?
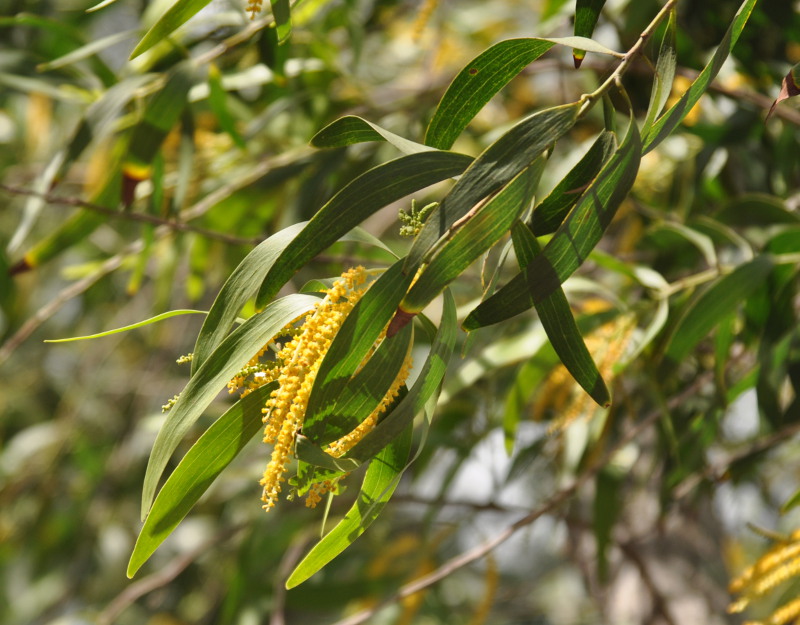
578, 0, 678, 118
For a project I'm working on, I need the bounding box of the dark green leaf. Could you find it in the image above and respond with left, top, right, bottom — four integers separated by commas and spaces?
255, 151, 473, 309
530, 130, 616, 236
270, 0, 292, 43
573, 0, 606, 67
663, 255, 774, 364
408, 102, 580, 271
463, 117, 640, 330
511, 221, 609, 407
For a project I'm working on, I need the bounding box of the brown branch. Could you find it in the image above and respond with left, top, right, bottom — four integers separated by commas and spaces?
0, 183, 261, 247
97, 524, 245, 625
327, 374, 713, 625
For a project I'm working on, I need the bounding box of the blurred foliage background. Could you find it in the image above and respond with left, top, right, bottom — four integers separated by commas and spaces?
4, 0, 800, 624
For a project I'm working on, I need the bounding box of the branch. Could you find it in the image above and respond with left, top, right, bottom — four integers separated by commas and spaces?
0, 183, 261, 247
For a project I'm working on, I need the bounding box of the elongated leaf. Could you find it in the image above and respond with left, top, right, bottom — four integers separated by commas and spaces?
130, 0, 214, 60
543, 36, 620, 58
208, 64, 245, 149
653, 222, 717, 268
663, 255, 774, 363
311, 116, 435, 155
594, 466, 622, 581
45, 310, 206, 343
37, 29, 137, 71
303, 261, 416, 445
573, 0, 606, 67
294, 435, 361, 472
463, 118, 641, 330
142, 294, 320, 519
401, 161, 542, 315
530, 130, 616, 235
127, 384, 274, 577
303, 323, 413, 445
286, 423, 412, 588
255, 151, 473, 308
511, 221, 609, 407
642, 7, 677, 133
408, 102, 580, 271
346, 289, 457, 463
643, 0, 757, 153
270, 0, 292, 43
424, 39, 555, 150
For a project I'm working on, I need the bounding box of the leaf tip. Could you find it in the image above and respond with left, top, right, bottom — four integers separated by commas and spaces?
573, 51, 585, 69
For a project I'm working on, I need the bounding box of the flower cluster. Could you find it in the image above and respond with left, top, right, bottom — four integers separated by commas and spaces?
728, 528, 800, 625
226, 266, 412, 512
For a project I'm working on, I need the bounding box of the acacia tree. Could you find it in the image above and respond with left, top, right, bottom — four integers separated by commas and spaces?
3, 0, 800, 623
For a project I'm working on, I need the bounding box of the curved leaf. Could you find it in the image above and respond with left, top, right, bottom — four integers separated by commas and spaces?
663, 255, 774, 364
424, 38, 556, 150
45, 309, 206, 343
130, 0, 214, 60
142, 294, 321, 519
128, 384, 275, 578
573, 0, 607, 67
346, 288, 458, 463
530, 130, 616, 236
303, 260, 416, 445
311, 115, 435, 155
401, 160, 543, 314
642, 6, 677, 133
255, 151, 473, 308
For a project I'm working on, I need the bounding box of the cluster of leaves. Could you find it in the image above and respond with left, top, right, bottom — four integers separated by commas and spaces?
5, 0, 800, 623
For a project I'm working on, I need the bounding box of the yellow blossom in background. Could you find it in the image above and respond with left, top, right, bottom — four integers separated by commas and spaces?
728, 528, 800, 625
532, 303, 635, 434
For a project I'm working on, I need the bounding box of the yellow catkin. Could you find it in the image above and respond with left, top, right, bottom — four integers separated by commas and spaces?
729, 529, 800, 621
259, 267, 371, 510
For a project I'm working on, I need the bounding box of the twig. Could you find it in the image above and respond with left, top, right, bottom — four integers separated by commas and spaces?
0, 242, 141, 367
0, 183, 261, 247
97, 524, 245, 625
327, 373, 713, 625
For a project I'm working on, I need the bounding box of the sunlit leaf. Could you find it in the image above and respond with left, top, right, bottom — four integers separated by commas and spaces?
128, 384, 275, 577
642, 6, 677, 132
44, 310, 206, 343
311, 115, 435, 155
130, 0, 214, 60
142, 294, 321, 519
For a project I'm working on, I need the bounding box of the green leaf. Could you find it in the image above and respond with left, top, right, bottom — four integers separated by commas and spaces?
294, 435, 361, 473
130, 0, 214, 60
270, 0, 292, 43
37, 29, 137, 71
594, 466, 623, 582
401, 160, 543, 315
463, 117, 641, 330
408, 102, 580, 271
303, 261, 416, 445
255, 151, 473, 309
208, 64, 245, 149
642, 6, 677, 133
573, 0, 606, 67
542, 36, 621, 58
530, 130, 616, 236
643, 0, 758, 153
663, 255, 775, 364
346, 289, 457, 463
44, 310, 206, 343
511, 221, 609, 407
286, 423, 413, 588
311, 115, 435, 155
424, 39, 556, 150
142, 294, 320, 519
127, 384, 275, 578
303, 323, 413, 446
